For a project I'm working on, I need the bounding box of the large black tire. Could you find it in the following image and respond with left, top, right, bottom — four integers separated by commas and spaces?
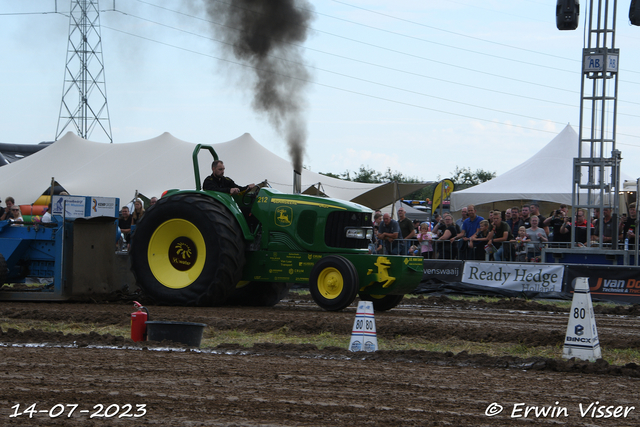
309, 256, 359, 311
226, 282, 290, 307
130, 193, 245, 306
359, 293, 404, 312
0, 254, 7, 286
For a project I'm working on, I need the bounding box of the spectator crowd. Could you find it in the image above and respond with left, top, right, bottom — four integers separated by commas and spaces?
369, 202, 638, 262
3, 191, 636, 262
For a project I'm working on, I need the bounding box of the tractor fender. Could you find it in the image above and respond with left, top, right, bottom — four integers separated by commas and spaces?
162, 190, 254, 241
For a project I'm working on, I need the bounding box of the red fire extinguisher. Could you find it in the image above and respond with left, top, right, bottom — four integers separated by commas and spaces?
131, 301, 149, 342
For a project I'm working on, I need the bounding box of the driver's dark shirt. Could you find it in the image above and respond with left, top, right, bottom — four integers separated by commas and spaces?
202, 174, 247, 193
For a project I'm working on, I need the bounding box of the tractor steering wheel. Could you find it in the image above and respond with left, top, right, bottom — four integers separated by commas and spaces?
241, 185, 260, 207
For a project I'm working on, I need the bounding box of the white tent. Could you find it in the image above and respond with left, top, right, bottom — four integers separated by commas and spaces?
623, 179, 639, 192
0, 132, 429, 210
394, 201, 429, 221
451, 124, 631, 212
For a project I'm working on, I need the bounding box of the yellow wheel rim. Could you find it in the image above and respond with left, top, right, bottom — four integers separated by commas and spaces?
369, 294, 385, 299
148, 219, 206, 289
317, 267, 344, 300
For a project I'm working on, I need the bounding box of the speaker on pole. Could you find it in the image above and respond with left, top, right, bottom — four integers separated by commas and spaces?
631, 0, 640, 26
556, 0, 580, 30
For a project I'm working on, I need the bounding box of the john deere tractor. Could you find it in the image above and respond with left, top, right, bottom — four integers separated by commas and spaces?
130, 145, 423, 311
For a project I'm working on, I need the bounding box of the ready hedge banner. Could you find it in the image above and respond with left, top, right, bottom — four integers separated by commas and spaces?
565, 264, 640, 304
462, 262, 564, 293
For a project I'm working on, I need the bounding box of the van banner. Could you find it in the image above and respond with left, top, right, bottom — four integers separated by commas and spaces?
462, 262, 564, 293
565, 265, 640, 303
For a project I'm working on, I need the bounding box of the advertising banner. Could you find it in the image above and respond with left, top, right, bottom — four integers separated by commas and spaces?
52, 195, 86, 219
51, 195, 119, 218
422, 260, 463, 283
565, 264, 640, 304
89, 197, 118, 217
462, 262, 564, 293
432, 179, 454, 212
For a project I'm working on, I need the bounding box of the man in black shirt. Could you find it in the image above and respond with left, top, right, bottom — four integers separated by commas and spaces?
508, 206, 523, 233
621, 202, 637, 246
397, 208, 416, 255
118, 206, 133, 245
202, 160, 255, 195
520, 205, 532, 229
547, 209, 569, 245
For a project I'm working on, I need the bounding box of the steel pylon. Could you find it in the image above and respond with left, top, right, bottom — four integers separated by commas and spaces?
572, 0, 621, 249
56, 0, 112, 142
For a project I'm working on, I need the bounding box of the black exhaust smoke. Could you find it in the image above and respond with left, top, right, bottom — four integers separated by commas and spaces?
204, 0, 315, 172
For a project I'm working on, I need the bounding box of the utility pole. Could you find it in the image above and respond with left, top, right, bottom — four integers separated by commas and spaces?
56, 0, 112, 143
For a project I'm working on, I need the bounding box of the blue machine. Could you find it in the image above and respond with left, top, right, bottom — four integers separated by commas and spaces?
0, 218, 65, 299
0, 195, 128, 301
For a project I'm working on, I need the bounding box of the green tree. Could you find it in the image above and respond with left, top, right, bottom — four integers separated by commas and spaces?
320, 165, 422, 184
450, 166, 496, 186
319, 171, 341, 180
352, 166, 384, 183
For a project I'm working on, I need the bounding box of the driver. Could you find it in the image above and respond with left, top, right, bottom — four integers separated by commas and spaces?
202, 160, 255, 195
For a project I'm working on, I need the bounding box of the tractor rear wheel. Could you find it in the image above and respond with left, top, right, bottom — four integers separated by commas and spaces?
130, 193, 245, 306
359, 293, 404, 312
227, 282, 290, 307
309, 256, 358, 311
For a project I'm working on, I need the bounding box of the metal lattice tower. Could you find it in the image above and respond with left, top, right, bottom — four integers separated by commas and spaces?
56, 0, 112, 142
572, 0, 621, 249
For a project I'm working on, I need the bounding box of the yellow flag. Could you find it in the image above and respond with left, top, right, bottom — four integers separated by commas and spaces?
432, 179, 454, 212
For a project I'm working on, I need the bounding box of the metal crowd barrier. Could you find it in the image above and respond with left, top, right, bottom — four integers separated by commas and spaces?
369, 236, 615, 263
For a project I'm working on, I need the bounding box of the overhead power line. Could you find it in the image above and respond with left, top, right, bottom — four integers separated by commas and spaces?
102, 24, 640, 143
116, 9, 640, 116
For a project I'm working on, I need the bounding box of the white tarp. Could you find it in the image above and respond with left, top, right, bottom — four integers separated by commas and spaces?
394, 200, 429, 221
451, 124, 631, 212
0, 132, 429, 210
623, 179, 640, 192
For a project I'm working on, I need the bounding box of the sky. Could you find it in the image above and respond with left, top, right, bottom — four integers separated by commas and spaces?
1, 0, 639, 183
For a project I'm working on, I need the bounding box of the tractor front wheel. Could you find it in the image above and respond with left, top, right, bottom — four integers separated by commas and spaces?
309, 256, 358, 311
359, 293, 404, 312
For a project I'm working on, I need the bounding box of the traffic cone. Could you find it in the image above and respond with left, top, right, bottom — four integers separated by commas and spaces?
562, 277, 601, 361
349, 301, 378, 352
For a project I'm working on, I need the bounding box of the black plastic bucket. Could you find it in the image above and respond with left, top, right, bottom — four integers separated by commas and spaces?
145, 321, 206, 347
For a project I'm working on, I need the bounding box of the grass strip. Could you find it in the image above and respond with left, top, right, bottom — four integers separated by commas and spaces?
2, 320, 639, 366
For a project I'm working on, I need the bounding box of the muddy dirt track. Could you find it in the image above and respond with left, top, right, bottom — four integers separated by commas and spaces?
2, 295, 640, 426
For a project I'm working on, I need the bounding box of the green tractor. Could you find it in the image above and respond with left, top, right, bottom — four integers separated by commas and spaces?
130, 145, 423, 311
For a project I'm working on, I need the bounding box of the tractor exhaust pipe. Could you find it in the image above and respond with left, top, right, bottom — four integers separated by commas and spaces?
293, 170, 302, 194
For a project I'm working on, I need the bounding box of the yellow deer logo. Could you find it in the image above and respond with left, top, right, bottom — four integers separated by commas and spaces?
363, 256, 396, 290
275, 206, 293, 227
